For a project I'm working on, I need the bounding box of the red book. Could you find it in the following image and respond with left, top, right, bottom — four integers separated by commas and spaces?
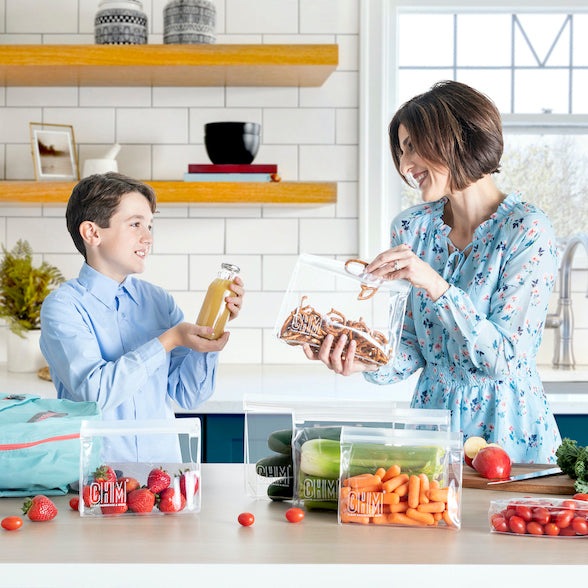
187, 163, 278, 173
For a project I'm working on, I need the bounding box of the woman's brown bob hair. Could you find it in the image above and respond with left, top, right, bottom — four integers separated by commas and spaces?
389, 80, 503, 192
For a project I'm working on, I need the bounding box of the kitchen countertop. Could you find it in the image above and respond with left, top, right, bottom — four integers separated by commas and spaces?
2, 362, 587, 415
0, 463, 587, 580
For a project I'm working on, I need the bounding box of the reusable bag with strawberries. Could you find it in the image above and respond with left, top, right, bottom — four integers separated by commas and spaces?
79, 418, 201, 517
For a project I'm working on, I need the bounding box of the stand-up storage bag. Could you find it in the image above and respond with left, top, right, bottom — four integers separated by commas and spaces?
0, 393, 101, 496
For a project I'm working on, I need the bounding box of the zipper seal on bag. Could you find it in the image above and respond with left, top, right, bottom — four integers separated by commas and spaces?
0, 433, 80, 451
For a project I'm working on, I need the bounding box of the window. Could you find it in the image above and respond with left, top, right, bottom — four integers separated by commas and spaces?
359, 0, 588, 258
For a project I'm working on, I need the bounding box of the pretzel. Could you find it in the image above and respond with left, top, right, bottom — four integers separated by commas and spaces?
345, 258, 380, 300
280, 298, 390, 366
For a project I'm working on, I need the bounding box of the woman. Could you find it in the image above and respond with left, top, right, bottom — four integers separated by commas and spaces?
304, 80, 561, 463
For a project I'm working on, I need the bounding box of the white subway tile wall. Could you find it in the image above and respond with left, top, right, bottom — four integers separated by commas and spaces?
0, 0, 585, 369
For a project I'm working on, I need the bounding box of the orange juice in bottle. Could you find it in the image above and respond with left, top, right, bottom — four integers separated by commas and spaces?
196, 263, 240, 340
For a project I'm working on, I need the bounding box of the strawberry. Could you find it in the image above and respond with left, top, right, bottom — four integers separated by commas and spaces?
118, 476, 139, 494
179, 469, 199, 499
127, 488, 155, 514
158, 487, 186, 513
101, 503, 128, 515
82, 484, 101, 507
22, 495, 58, 522
147, 467, 171, 494
92, 465, 117, 488
69, 497, 80, 511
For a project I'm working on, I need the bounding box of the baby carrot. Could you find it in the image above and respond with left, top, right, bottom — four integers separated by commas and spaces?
375, 467, 387, 479
372, 513, 389, 525
394, 481, 409, 497
344, 474, 379, 488
442, 509, 455, 527
387, 501, 409, 513
428, 487, 449, 503
416, 501, 446, 513
418, 473, 429, 504
406, 508, 435, 526
381, 464, 401, 482
340, 486, 351, 499
433, 512, 443, 522
382, 473, 409, 493
407, 475, 420, 508
381, 492, 400, 505
430, 479, 440, 490
389, 512, 426, 526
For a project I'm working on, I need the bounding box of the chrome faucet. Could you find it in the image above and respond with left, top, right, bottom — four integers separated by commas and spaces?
545, 232, 588, 369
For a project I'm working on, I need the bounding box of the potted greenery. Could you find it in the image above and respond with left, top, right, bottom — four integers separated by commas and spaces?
0, 239, 65, 372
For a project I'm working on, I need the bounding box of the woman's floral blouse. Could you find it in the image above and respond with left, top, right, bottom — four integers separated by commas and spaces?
365, 191, 561, 463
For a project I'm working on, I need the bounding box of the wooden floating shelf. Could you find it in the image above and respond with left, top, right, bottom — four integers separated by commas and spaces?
0, 181, 337, 206
0, 44, 338, 87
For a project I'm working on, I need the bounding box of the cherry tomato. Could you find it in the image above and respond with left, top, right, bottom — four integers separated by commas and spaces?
285, 507, 305, 523
562, 500, 577, 511
515, 505, 532, 522
1, 516, 23, 531
572, 516, 588, 535
502, 507, 516, 520
69, 497, 80, 511
572, 493, 588, 502
508, 515, 526, 534
544, 523, 560, 536
560, 526, 577, 536
237, 512, 255, 527
532, 506, 551, 526
491, 515, 508, 533
526, 521, 544, 535
555, 509, 574, 529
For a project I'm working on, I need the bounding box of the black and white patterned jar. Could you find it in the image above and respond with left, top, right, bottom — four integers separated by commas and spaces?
95, 0, 148, 45
164, 0, 216, 45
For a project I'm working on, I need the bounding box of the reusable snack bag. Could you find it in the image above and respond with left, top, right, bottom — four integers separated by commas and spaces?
79, 418, 201, 517
338, 426, 463, 529
0, 393, 101, 496
275, 254, 410, 367
291, 405, 451, 511
489, 497, 588, 537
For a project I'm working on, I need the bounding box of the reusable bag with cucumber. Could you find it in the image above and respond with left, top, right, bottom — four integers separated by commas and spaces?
291, 406, 451, 511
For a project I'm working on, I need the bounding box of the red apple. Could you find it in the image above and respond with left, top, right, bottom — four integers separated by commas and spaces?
472, 445, 512, 480
463, 436, 488, 468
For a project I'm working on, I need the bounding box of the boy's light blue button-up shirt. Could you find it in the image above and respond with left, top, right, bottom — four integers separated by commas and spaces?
40, 263, 218, 463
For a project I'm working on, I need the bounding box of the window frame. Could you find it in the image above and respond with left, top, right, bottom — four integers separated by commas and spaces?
358, 0, 588, 259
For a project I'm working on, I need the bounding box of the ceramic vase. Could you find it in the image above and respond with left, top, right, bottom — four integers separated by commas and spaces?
7, 329, 46, 373
95, 0, 148, 45
163, 0, 216, 44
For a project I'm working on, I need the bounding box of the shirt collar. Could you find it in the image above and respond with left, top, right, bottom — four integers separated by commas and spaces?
78, 263, 140, 309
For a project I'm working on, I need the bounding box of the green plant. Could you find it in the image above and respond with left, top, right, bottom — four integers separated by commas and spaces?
0, 239, 65, 337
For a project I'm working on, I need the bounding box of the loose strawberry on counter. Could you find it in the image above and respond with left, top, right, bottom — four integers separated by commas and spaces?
22, 495, 58, 522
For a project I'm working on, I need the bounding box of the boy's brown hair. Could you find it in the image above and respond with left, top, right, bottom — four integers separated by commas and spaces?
389, 80, 503, 192
66, 172, 157, 259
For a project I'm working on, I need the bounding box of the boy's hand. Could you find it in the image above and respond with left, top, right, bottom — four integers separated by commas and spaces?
159, 323, 230, 353
226, 276, 245, 321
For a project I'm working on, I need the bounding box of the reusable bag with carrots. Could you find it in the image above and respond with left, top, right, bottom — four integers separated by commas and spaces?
338, 426, 463, 530
291, 405, 452, 512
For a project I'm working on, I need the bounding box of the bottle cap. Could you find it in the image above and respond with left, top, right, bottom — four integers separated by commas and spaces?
221, 263, 240, 273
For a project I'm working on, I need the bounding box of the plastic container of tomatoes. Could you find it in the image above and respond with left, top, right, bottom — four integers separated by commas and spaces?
489, 497, 588, 537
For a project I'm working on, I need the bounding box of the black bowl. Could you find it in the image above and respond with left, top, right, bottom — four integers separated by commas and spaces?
204, 122, 261, 165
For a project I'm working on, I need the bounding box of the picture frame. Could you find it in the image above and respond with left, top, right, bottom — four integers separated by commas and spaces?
29, 123, 79, 181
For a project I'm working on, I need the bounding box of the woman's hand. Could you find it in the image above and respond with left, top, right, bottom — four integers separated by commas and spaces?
301, 334, 379, 376
226, 276, 244, 321
366, 244, 450, 301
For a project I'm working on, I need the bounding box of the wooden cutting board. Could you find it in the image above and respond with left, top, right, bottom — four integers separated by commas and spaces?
462, 463, 576, 494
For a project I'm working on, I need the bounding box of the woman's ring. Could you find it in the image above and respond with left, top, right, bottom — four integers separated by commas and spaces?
394, 260, 400, 272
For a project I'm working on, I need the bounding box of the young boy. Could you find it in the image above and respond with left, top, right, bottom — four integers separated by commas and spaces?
40, 173, 244, 462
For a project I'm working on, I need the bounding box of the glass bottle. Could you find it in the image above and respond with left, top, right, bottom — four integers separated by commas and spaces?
196, 263, 240, 340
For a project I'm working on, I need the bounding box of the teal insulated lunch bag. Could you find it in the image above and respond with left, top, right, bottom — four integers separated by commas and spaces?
0, 393, 101, 496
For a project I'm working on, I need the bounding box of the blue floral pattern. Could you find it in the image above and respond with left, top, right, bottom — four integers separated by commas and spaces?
365, 192, 561, 463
